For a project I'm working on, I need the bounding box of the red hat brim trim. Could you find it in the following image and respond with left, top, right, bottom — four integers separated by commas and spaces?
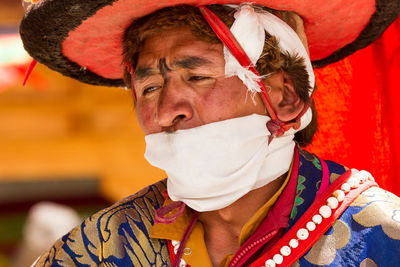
20, 0, 400, 87
62, 0, 375, 80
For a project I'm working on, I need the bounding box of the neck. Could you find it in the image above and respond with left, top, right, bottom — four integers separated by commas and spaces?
198, 174, 285, 234
197, 174, 285, 265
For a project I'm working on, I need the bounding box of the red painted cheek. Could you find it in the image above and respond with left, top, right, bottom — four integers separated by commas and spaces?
136, 104, 157, 134
199, 80, 247, 121
205, 78, 265, 120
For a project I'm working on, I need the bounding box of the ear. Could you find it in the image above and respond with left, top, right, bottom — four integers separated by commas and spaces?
265, 70, 305, 122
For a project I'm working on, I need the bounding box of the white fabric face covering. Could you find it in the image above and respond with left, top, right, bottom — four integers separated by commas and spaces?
144, 112, 311, 212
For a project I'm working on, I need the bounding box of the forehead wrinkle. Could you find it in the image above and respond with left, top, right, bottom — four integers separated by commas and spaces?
158, 58, 171, 78
134, 54, 218, 81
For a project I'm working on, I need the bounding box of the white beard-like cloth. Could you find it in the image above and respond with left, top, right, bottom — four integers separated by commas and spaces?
145, 112, 311, 212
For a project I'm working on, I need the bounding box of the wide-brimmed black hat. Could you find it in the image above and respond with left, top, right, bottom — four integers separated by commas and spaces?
20, 0, 400, 87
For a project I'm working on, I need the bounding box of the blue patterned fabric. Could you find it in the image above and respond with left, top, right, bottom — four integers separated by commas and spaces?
292, 150, 400, 266
34, 181, 171, 266
33, 149, 400, 266
288, 150, 347, 225
296, 185, 400, 266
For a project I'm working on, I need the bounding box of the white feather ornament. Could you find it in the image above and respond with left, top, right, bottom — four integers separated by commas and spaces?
224, 5, 266, 93
224, 5, 315, 95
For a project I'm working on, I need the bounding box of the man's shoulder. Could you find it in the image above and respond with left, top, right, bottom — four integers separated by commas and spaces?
298, 148, 349, 180
301, 186, 400, 266
98, 177, 167, 222
81, 177, 167, 238
350, 186, 400, 235
34, 179, 169, 266
85, 177, 167, 242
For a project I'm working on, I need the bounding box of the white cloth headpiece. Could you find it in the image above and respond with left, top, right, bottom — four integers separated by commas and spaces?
224, 5, 315, 95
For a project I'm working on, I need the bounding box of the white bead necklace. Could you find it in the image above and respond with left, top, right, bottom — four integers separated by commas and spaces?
171, 240, 189, 267
264, 170, 373, 267
170, 170, 374, 267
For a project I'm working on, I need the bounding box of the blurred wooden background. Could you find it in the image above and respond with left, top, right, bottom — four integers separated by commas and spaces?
0, 0, 165, 203
0, 64, 165, 201
0, 3, 165, 264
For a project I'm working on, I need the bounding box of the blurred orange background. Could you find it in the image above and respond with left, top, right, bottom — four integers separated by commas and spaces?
0, 1, 399, 265
0, 2, 164, 265
0, 2, 165, 203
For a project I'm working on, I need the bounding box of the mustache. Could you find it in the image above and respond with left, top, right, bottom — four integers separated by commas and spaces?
162, 126, 177, 133
160, 115, 187, 133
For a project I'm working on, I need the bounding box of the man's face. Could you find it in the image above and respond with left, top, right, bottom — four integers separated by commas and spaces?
133, 27, 266, 134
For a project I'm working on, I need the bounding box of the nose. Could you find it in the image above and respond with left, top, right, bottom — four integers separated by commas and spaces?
155, 79, 194, 130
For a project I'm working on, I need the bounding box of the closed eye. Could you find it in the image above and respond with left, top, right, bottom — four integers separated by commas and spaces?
189, 76, 210, 81
142, 85, 161, 95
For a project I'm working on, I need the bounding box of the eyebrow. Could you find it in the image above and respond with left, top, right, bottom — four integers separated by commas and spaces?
133, 67, 155, 81
134, 56, 213, 81
174, 56, 213, 69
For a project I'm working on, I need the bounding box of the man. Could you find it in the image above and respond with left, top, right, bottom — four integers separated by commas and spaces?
20, 1, 400, 266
